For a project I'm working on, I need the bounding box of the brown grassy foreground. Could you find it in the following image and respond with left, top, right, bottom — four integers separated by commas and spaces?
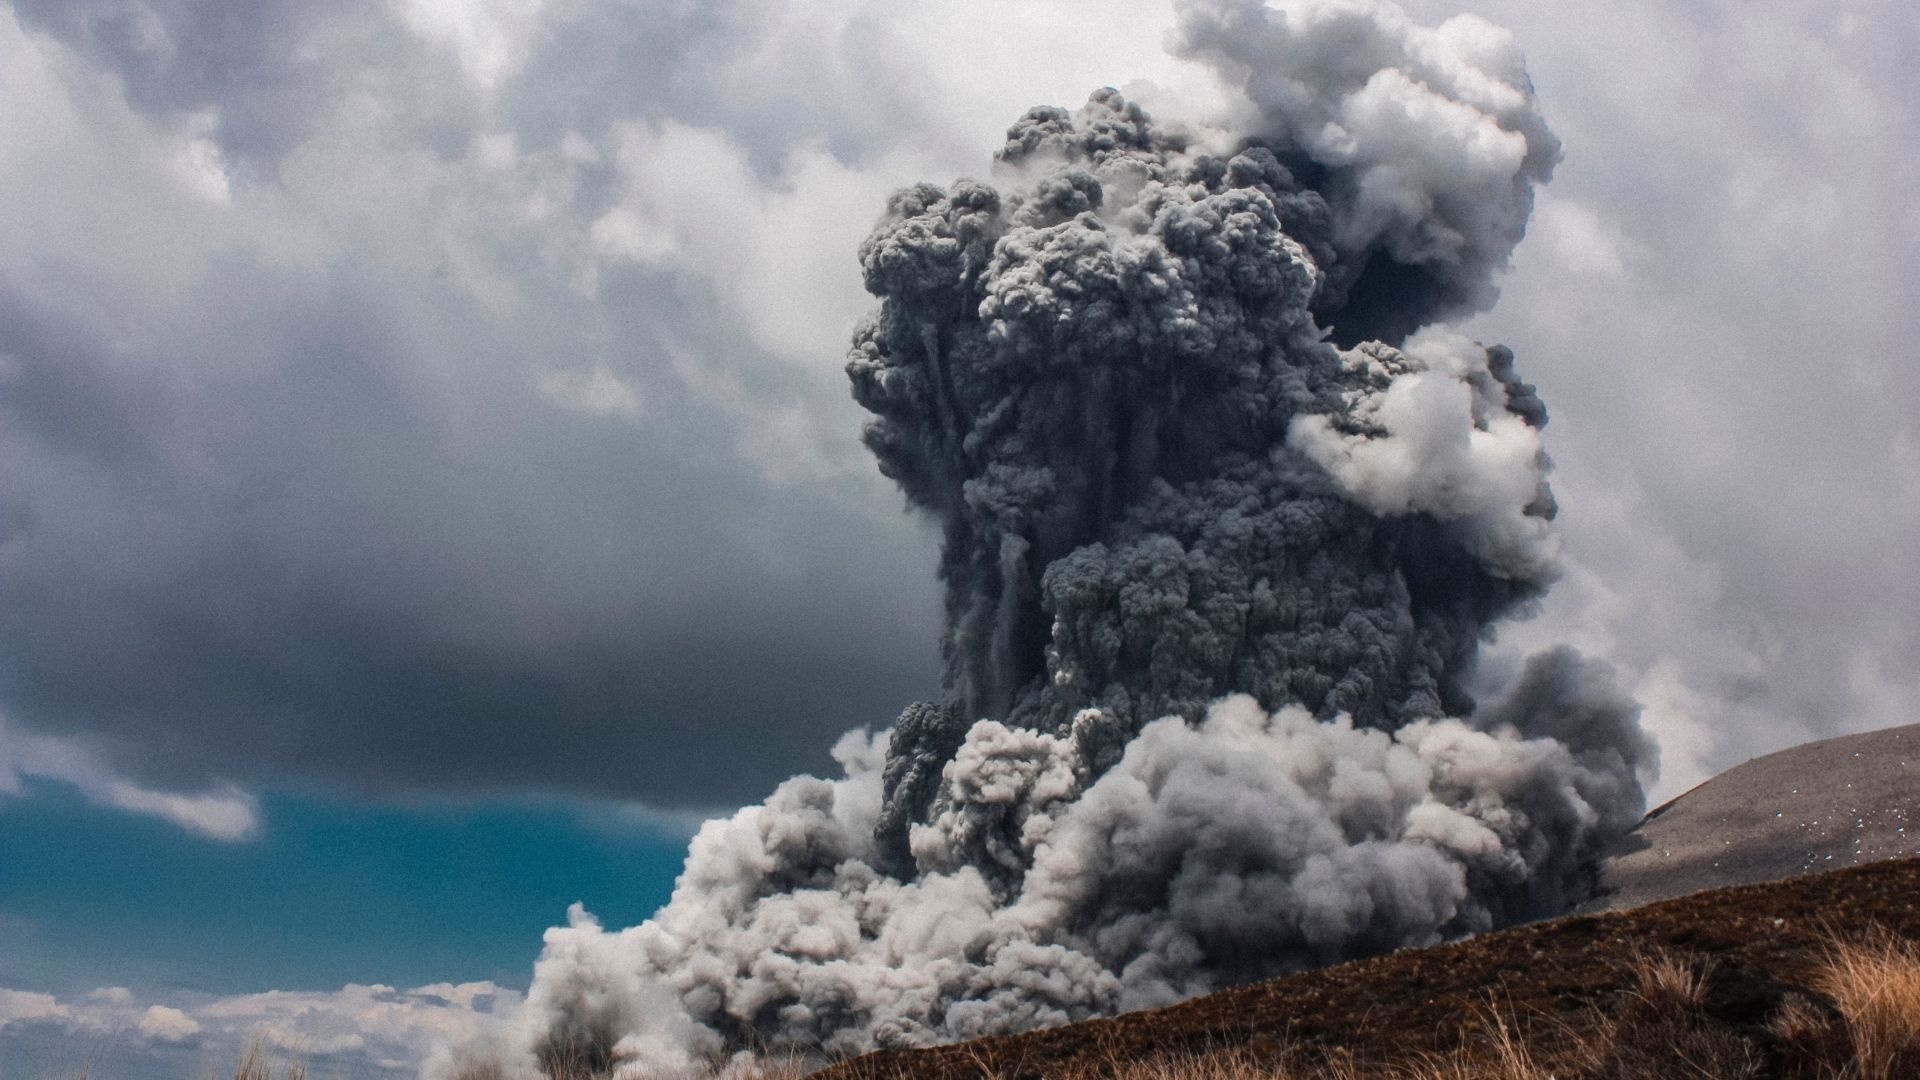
817, 856, 1920, 1080
464, 858, 1920, 1080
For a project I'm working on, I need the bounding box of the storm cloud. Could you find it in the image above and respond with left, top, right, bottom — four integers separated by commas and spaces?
0, 0, 1912, 897
0, 0, 955, 809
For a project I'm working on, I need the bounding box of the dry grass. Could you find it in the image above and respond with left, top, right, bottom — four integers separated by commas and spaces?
1623, 945, 1713, 1010
815, 942, 1896, 1080
1809, 929, 1920, 1080
1394, 1006, 1560, 1080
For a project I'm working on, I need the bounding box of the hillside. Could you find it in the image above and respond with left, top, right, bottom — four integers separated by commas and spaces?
817, 855, 1920, 1078
1583, 722, 1920, 913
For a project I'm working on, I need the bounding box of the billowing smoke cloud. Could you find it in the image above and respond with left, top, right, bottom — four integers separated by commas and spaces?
441, 1, 1651, 1074
1170, 0, 1562, 344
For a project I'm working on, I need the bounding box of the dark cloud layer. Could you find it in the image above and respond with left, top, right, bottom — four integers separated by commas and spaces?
0, 254, 940, 803
2, 0, 1915, 827
0, 0, 947, 807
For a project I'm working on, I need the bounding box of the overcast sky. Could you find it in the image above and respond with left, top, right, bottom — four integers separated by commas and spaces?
0, 0, 1915, 1075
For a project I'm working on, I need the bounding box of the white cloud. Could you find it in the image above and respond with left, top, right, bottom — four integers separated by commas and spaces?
0, 989, 68, 1027
137, 1004, 202, 1043
1523, 192, 1631, 283
537, 363, 647, 420
597, 120, 936, 367
400, 0, 550, 88
587, 205, 677, 266
0, 980, 519, 1078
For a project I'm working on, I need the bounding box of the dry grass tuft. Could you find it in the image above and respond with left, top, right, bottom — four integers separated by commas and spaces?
1594, 948, 1760, 1078
1623, 946, 1713, 1012
1810, 929, 1920, 1080
1393, 1003, 1559, 1080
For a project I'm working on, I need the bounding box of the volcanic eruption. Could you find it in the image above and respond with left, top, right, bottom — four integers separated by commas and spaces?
436, 1, 1654, 1075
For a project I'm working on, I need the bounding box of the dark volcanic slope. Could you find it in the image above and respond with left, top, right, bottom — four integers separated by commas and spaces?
817, 856, 1920, 1079
1584, 722, 1920, 913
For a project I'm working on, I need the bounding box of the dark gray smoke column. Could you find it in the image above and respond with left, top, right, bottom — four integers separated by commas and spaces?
437, 4, 1653, 1076
853, 77, 1567, 872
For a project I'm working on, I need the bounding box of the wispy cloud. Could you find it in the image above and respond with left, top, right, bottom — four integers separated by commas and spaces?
0, 717, 259, 840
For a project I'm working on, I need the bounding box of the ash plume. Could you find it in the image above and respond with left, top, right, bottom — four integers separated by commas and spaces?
438, 1, 1651, 1075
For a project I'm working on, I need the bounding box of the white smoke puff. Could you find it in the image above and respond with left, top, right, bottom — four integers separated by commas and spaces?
490, 731, 1086, 1071
1171, 0, 1560, 329
1288, 327, 1560, 579
909, 718, 1085, 878
1006, 694, 1621, 1007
